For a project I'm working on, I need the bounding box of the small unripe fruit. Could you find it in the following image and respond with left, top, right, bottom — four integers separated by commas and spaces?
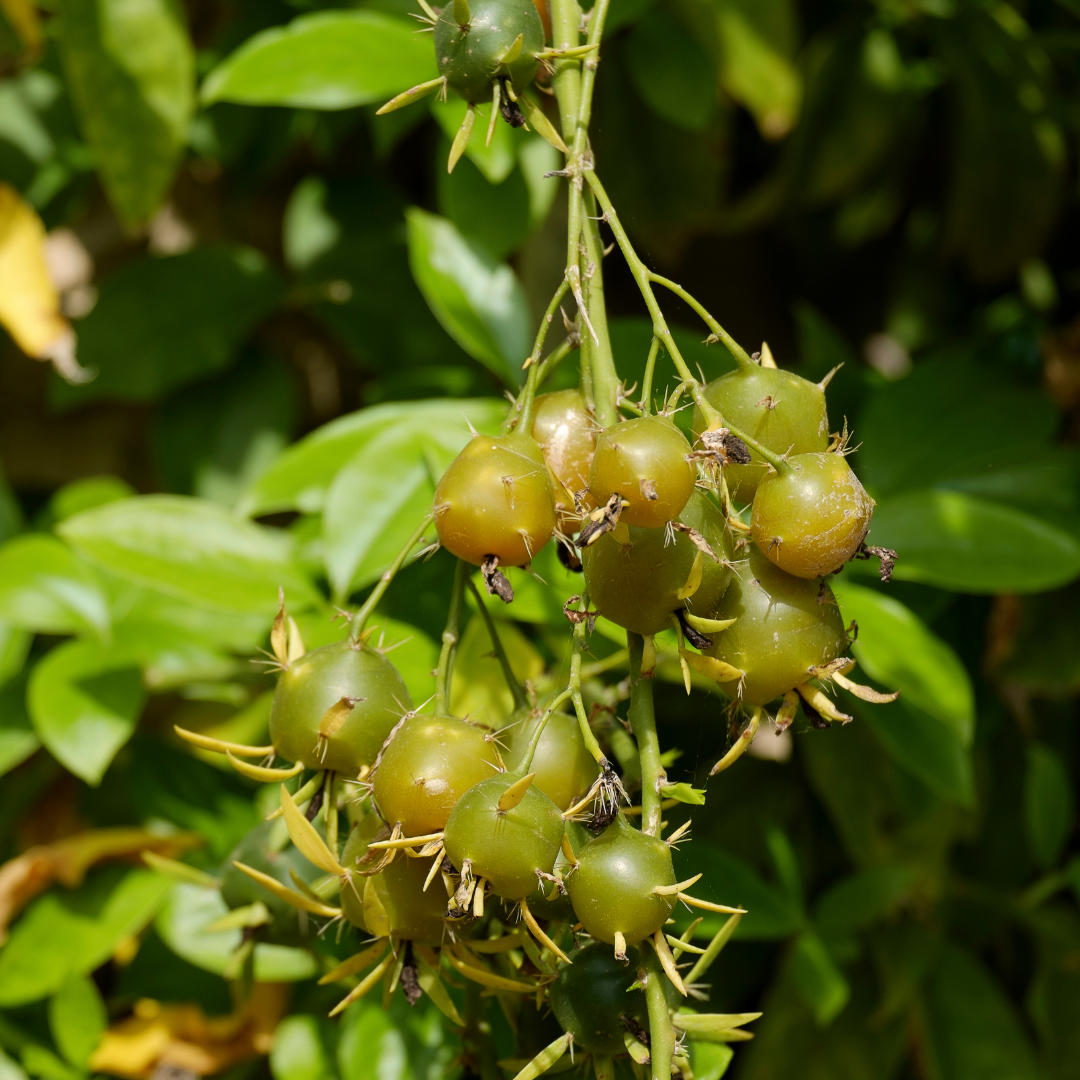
589, 416, 695, 529
435, 0, 544, 104
508, 709, 596, 812
550, 941, 647, 1053
269, 640, 411, 775
705, 548, 847, 706
692, 365, 829, 504
434, 433, 556, 567
443, 772, 564, 899
583, 491, 733, 636
566, 815, 676, 946
372, 714, 500, 835
751, 452, 874, 578
531, 390, 596, 530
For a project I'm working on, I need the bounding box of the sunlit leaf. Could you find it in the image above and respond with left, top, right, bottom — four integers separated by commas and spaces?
48, 974, 107, 1069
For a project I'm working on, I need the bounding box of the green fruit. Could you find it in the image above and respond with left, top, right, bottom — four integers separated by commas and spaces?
269, 639, 411, 775
566, 815, 676, 946
582, 491, 734, 636
434, 0, 544, 104
508, 709, 596, 811
750, 452, 874, 578
531, 389, 596, 529
524, 819, 589, 921
338, 814, 382, 931
589, 416, 695, 529
220, 822, 321, 947
692, 364, 829, 504
705, 548, 847, 706
372, 714, 500, 836
550, 941, 647, 1054
434, 433, 556, 567
443, 771, 564, 899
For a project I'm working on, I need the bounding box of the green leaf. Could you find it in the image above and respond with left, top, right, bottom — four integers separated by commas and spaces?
322, 426, 432, 600
661, 782, 707, 805
0, 674, 39, 778
923, 943, 1044, 1080
1024, 743, 1074, 871
338, 1005, 406, 1080
18, 1046, 80, 1080
690, 1043, 734, 1080
833, 579, 974, 744
59, 495, 318, 615
432, 97, 520, 185
56, 0, 194, 228
0, 534, 109, 635
789, 931, 850, 1026
271, 1015, 336, 1080
406, 208, 530, 387
52, 247, 283, 407
49, 475, 134, 521
155, 883, 317, 982
0, 1049, 28, 1080
713, 0, 801, 140
47, 975, 106, 1069
28, 639, 145, 785
626, 6, 716, 132
201, 11, 437, 110
239, 398, 505, 518
858, 698, 975, 808
0, 867, 171, 1006
862, 489, 1080, 593
436, 152, 531, 261
814, 865, 915, 936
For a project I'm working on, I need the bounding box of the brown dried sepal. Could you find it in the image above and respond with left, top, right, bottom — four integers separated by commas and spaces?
578, 494, 624, 548
562, 594, 596, 628
639, 478, 658, 501
401, 946, 422, 1006
676, 610, 712, 651
853, 542, 898, 583
699, 428, 752, 466
669, 521, 718, 562
481, 554, 514, 603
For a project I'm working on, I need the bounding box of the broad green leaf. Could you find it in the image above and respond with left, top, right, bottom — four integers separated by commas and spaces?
56, 0, 194, 228
1024, 743, 1074, 871
156, 883, 317, 982
322, 425, 431, 600
833, 579, 974, 744
18, 1046, 79, 1080
0, 620, 31, 683
0, 1050, 28, 1080
52, 247, 283, 407
433, 97, 520, 186
691, 1043, 734, 1080
406, 208, 530, 386
271, 1015, 336, 1080
713, 0, 801, 139
0, 867, 171, 1006
0, 534, 109, 634
789, 931, 850, 1026
0, 674, 38, 777
28, 638, 145, 784
626, 6, 716, 132
862, 489, 1080, 593
338, 1005, 407, 1080
48, 975, 106, 1069
814, 865, 915, 935
437, 153, 531, 262
923, 944, 1044, 1080
201, 11, 437, 110
238, 398, 505, 518
49, 475, 134, 521
59, 495, 318, 615
107, 619, 237, 691
858, 698, 975, 808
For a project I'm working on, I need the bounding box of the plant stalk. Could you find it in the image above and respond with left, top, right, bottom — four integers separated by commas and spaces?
643, 944, 676, 1080
627, 633, 665, 837
352, 513, 434, 638
434, 558, 468, 715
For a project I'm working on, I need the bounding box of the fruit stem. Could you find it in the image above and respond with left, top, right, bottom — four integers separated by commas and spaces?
351, 513, 434, 639
568, 590, 606, 764
434, 558, 468, 715
643, 944, 676, 1080
466, 578, 527, 710
520, 687, 573, 771
640, 335, 661, 414
627, 633, 665, 838
323, 771, 338, 857
649, 273, 754, 369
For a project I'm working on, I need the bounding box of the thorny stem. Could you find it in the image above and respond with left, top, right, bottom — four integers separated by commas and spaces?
649, 274, 754, 368
627, 633, 665, 837
520, 687, 574, 771
568, 589, 605, 764
434, 559, 468, 715
640, 336, 661, 413
462, 982, 501, 1080
323, 771, 338, 857
467, 579, 527, 711
351, 513, 434, 637
643, 945, 676, 1080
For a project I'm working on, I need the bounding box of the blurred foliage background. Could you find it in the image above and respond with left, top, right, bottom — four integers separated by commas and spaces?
1, 1, 1079, 1079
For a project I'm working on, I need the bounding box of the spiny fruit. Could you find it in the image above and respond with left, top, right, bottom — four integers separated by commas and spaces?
435, 0, 544, 105
530, 389, 596, 530
443, 771, 564, 899
589, 415, 696, 529
269, 639, 411, 775
372, 714, 500, 835
582, 490, 734, 636
550, 941, 647, 1054
751, 452, 874, 578
705, 548, 848, 706
692, 360, 830, 504
508, 709, 596, 812
566, 814, 677, 947
434, 433, 556, 567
